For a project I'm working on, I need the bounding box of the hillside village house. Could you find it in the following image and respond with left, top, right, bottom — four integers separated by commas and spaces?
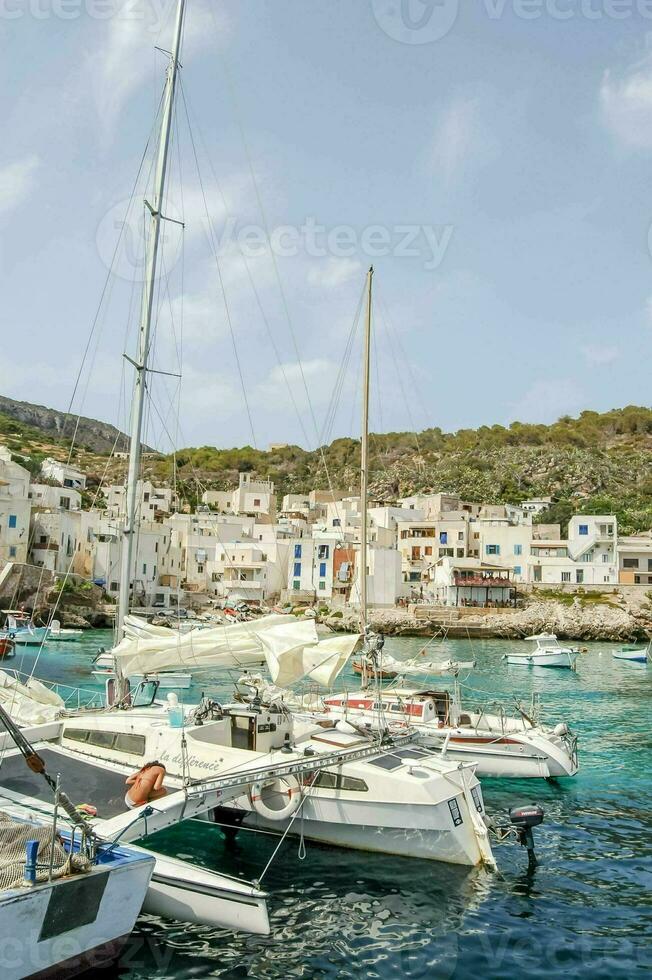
29, 484, 81, 512
202, 473, 276, 521
426, 557, 515, 607
0, 448, 32, 563
618, 535, 652, 585
105, 480, 177, 522
41, 457, 86, 490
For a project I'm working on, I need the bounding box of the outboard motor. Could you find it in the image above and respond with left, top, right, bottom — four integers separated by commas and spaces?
509, 804, 544, 869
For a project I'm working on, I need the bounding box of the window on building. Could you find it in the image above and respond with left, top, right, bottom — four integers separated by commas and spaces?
319, 580, 326, 590
457, 548, 465, 557
9, 546, 16, 558
439, 532, 448, 545
457, 531, 464, 541
319, 562, 327, 577
601, 554, 609, 563
110, 581, 119, 591
514, 544, 523, 556
293, 562, 301, 578
578, 524, 589, 536
486, 544, 500, 556
293, 580, 300, 590
142, 563, 147, 574
561, 572, 571, 582
332, 518, 341, 527
318, 545, 330, 560
424, 546, 432, 556
576, 570, 584, 584
254, 498, 261, 507
294, 544, 302, 559
513, 565, 522, 576
8, 515, 17, 529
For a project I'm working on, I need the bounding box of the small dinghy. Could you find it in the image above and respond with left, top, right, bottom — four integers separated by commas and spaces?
352, 660, 398, 680
612, 644, 649, 664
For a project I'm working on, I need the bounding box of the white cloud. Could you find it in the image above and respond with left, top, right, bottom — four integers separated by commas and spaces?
581, 344, 619, 366
307, 257, 362, 289
509, 379, 585, 425
0, 155, 39, 217
431, 97, 498, 185
600, 55, 652, 149
92, 0, 225, 132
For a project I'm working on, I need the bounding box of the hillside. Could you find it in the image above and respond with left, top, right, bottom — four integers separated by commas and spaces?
2, 398, 652, 534
0, 394, 145, 456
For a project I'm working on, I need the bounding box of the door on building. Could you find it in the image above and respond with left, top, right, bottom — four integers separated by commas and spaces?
576, 570, 584, 584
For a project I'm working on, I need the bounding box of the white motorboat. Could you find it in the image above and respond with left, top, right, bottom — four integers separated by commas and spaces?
48, 618, 84, 642
1, 612, 50, 647
319, 686, 578, 779
503, 634, 580, 669
612, 644, 649, 664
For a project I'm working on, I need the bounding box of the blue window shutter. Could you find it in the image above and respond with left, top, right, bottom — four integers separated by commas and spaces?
293, 562, 301, 577
8, 515, 17, 529
320, 562, 327, 577
294, 544, 302, 558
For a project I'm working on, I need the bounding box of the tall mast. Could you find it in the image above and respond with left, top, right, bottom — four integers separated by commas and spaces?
117, 0, 186, 641
359, 266, 373, 632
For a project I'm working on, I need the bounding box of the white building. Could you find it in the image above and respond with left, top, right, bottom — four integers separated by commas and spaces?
427, 557, 515, 607
41, 457, 86, 490
30, 510, 82, 575
29, 483, 81, 512
208, 539, 290, 603
349, 545, 403, 609
201, 473, 276, 520
618, 535, 652, 586
0, 450, 32, 563
527, 516, 618, 585
105, 481, 177, 522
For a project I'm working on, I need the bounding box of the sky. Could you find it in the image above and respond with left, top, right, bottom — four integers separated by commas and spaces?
2, 0, 652, 452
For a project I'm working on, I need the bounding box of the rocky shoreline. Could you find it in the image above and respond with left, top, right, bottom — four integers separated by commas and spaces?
321, 594, 652, 643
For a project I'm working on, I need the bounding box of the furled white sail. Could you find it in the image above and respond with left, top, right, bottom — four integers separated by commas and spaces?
0, 670, 65, 725
123, 615, 177, 640
112, 614, 317, 677
381, 655, 476, 676
260, 630, 361, 688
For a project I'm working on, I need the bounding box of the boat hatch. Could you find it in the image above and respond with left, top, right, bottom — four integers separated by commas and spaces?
393, 747, 432, 761
367, 755, 404, 771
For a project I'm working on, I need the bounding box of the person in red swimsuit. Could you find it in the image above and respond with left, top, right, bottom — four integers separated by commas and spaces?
125, 761, 168, 809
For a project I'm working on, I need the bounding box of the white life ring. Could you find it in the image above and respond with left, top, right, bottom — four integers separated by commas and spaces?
249, 775, 302, 822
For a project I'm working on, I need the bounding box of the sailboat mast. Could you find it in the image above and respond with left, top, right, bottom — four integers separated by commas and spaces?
117, 0, 187, 641
359, 265, 373, 632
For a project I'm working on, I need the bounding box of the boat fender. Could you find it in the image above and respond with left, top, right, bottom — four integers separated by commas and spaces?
250, 776, 302, 822
553, 723, 569, 736
8, 633, 16, 640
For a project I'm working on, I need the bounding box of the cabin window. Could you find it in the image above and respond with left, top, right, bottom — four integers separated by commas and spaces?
339, 775, 368, 792
113, 733, 146, 755
64, 729, 90, 744
313, 770, 338, 789
86, 731, 115, 749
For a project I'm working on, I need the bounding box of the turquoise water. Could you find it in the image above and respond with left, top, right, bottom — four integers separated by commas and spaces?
16, 631, 652, 978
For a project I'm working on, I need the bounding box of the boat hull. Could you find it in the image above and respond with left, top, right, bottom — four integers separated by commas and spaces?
142, 853, 269, 935
613, 649, 648, 663
417, 731, 577, 778
223, 790, 490, 867
7, 627, 51, 647
505, 652, 578, 668
0, 851, 153, 980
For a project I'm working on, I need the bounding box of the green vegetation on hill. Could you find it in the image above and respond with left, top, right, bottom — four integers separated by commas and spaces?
152, 406, 652, 535
3, 401, 652, 535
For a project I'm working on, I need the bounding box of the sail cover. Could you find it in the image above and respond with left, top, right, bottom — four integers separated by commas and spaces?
113, 613, 360, 687
113, 614, 313, 677
0, 670, 65, 726
260, 629, 361, 688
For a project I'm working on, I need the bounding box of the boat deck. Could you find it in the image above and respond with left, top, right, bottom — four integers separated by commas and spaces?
0, 748, 130, 819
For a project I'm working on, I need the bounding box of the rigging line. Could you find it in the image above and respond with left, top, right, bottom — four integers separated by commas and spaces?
376, 297, 422, 459
178, 80, 257, 450
62, 88, 167, 461
205, 25, 341, 498
178, 84, 312, 449
376, 290, 427, 454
